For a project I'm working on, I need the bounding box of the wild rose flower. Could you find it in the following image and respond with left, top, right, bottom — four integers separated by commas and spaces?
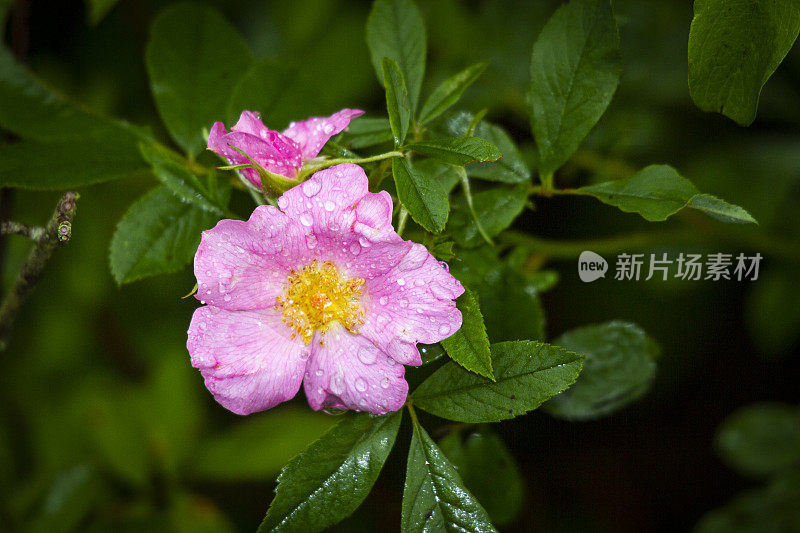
187, 163, 464, 415
207, 109, 364, 189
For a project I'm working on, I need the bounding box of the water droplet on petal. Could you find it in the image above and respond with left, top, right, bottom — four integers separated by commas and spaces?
439, 324, 451, 335
324, 200, 336, 212
330, 373, 345, 395
381, 377, 391, 389
430, 282, 452, 300
223, 294, 231, 302
277, 197, 288, 210
306, 234, 318, 249
349, 242, 361, 255
399, 299, 408, 308
315, 369, 324, 377
355, 378, 368, 392
379, 296, 388, 305
358, 348, 377, 365
300, 213, 313, 227
396, 278, 406, 286
358, 236, 371, 248
302, 179, 321, 197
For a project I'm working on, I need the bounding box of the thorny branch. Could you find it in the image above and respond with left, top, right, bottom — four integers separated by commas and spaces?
0, 192, 79, 351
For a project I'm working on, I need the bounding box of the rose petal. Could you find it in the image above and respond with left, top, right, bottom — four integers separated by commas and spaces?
303, 327, 407, 414
283, 109, 364, 161
360, 243, 465, 358
188, 307, 310, 415
276, 163, 410, 278
194, 205, 310, 310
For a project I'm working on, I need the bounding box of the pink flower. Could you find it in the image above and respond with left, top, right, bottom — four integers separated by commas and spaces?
207, 109, 364, 189
187, 164, 464, 415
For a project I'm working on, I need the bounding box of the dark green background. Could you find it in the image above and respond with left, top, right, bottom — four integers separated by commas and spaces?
2, 0, 799, 531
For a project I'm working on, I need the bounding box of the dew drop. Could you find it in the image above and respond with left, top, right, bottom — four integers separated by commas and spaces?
223, 294, 231, 302
277, 197, 288, 210
306, 234, 318, 249
358, 348, 377, 365
355, 378, 368, 392
379, 296, 388, 305
358, 236, 371, 248
438, 324, 451, 335
396, 278, 406, 286
380, 377, 391, 389
349, 242, 361, 255
324, 200, 336, 212
315, 369, 324, 377
330, 373, 345, 395
430, 282, 452, 300
301, 179, 321, 197
300, 213, 313, 227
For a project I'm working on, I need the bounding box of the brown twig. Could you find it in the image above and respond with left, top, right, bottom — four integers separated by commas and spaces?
0, 220, 45, 240
0, 192, 78, 350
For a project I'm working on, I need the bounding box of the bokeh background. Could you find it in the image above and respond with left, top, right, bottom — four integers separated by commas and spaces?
1, 0, 799, 531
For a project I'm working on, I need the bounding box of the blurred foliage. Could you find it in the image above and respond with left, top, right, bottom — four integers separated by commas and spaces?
0, 0, 799, 531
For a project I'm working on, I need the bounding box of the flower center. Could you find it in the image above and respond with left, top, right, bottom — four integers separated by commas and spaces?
276, 260, 365, 344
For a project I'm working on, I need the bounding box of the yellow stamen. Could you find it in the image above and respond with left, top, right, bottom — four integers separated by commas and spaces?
275, 260, 365, 344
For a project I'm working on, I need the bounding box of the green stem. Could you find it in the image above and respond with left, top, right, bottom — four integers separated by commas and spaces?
302, 151, 405, 176
397, 207, 409, 237
459, 168, 494, 246
538, 171, 554, 194
406, 401, 420, 426
528, 184, 582, 197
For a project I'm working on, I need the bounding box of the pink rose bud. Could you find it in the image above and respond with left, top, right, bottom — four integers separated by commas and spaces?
207, 109, 364, 189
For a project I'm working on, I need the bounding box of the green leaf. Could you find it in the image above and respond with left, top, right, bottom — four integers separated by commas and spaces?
0, 46, 146, 143
402, 419, 496, 533
392, 157, 449, 233
413, 158, 461, 193
341, 117, 393, 149
191, 408, 338, 482
227, 58, 323, 131
439, 429, 525, 527
139, 142, 223, 215
577, 164, 757, 223
259, 411, 402, 533
406, 137, 501, 166
146, 3, 254, 156
688, 0, 800, 126
695, 468, 800, 533
411, 341, 584, 423
441, 288, 494, 379
447, 112, 531, 183
529, 0, 621, 176
448, 184, 527, 248
86, 0, 120, 25
382, 57, 411, 146
366, 0, 426, 113
449, 247, 546, 342
716, 403, 800, 479
543, 321, 659, 420
0, 47, 149, 189
468, 123, 530, 183
27, 465, 104, 533
0, 137, 150, 189
418, 62, 488, 125
109, 186, 219, 284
